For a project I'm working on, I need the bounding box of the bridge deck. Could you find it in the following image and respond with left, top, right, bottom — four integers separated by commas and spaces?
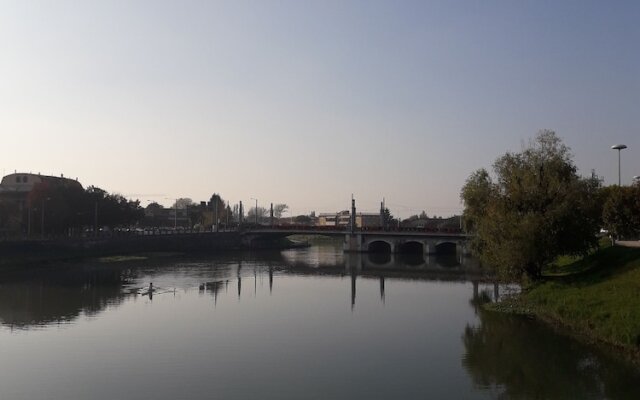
243, 228, 471, 238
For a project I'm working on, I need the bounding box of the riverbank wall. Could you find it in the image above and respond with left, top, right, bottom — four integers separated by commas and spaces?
0, 232, 300, 266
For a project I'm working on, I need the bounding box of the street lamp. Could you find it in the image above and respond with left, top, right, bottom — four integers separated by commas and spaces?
611, 144, 627, 186
250, 198, 258, 225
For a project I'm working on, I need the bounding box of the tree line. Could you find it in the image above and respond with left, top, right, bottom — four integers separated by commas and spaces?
461, 130, 639, 281
25, 183, 144, 236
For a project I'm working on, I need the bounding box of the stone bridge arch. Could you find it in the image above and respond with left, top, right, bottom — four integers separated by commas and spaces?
434, 240, 459, 255
367, 240, 394, 253
396, 240, 425, 254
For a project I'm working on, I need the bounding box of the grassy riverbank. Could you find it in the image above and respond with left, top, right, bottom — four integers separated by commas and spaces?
489, 242, 640, 361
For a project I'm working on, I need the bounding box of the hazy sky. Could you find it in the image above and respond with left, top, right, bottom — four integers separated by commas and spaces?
1, 1, 638, 216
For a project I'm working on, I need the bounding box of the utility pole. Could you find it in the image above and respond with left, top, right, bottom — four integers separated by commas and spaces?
214, 199, 218, 232
350, 195, 356, 234
226, 201, 230, 230
379, 198, 385, 230
270, 203, 274, 227
251, 198, 258, 225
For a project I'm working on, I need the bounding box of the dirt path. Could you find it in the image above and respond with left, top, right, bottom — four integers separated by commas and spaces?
616, 240, 640, 248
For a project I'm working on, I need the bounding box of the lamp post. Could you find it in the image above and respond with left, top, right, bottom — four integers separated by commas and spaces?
250, 198, 258, 225
611, 144, 627, 186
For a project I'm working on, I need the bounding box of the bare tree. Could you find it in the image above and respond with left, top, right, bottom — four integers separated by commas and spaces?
273, 203, 288, 218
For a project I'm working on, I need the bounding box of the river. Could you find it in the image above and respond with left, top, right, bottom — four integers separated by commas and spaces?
0, 240, 638, 399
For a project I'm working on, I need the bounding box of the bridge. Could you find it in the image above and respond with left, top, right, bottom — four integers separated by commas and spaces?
240, 225, 472, 256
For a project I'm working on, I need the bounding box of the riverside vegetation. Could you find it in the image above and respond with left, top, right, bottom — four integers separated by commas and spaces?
490, 240, 640, 362
461, 130, 640, 363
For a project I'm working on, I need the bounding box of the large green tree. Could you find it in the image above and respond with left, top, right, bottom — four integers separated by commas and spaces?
27, 184, 144, 235
208, 193, 230, 226
461, 130, 601, 280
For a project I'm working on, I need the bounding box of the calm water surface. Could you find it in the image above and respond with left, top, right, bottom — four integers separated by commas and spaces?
0, 241, 638, 399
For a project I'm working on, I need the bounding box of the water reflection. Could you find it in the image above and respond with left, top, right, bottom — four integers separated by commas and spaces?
462, 309, 640, 399
0, 243, 639, 399
199, 280, 227, 305
0, 247, 488, 329
0, 265, 136, 329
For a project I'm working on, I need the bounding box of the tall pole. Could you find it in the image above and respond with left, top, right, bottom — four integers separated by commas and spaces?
251, 198, 258, 225
350, 196, 356, 234
618, 149, 621, 186
214, 199, 218, 232
380, 199, 385, 230
174, 199, 177, 229
226, 201, 230, 230
612, 144, 627, 186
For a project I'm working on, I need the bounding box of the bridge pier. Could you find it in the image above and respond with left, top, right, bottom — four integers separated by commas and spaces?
344, 252, 363, 272
344, 233, 363, 252
423, 242, 432, 256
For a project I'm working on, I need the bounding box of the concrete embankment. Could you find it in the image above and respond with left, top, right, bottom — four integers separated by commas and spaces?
0, 232, 298, 266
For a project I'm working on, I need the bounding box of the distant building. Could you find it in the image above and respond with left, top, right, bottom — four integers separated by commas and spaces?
0, 172, 82, 200
355, 212, 381, 228
316, 211, 380, 228
142, 204, 191, 228
402, 216, 462, 230
0, 172, 83, 235
317, 212, 338, 226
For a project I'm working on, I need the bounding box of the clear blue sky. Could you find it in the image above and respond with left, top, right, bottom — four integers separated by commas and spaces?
1, 1, 638, 216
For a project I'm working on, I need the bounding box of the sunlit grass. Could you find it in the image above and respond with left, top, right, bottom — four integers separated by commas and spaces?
493, 243, 640, 353
544, 237, 612, 276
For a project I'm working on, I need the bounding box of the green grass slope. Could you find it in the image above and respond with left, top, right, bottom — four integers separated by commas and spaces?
491, 245, 640, 358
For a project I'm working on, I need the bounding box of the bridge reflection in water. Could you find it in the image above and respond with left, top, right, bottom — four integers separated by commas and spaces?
0, 245, 500, 329
2, 247, 637, 400
270, 245, 502, 309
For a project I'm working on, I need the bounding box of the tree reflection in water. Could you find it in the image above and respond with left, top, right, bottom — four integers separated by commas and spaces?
0, 265, 137, 329
462, 309, 640, 399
